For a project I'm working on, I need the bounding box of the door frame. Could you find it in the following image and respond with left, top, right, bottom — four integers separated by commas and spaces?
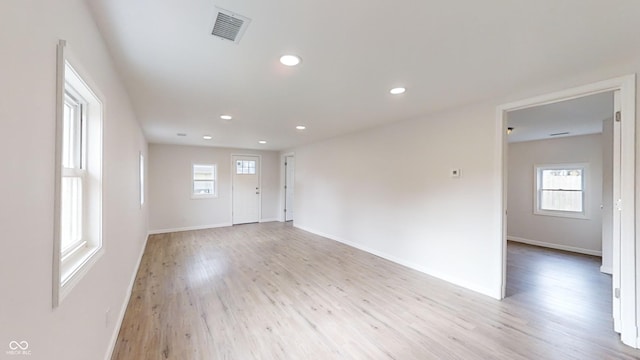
280, 152, 295, 222
231, 154, 262, 225
284, 154, 295, 221
496, 74, 637, 347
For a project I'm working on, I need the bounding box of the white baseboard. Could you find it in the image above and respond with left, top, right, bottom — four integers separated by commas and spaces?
600, 265, 613, 274
104, 232, 149, 360
259, 218, 280, 223
294, 224, 500, 300
507, 236, 602, 256
148, 223, 232, 235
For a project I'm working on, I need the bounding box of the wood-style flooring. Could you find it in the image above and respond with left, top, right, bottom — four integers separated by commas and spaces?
111, 223, 640, 359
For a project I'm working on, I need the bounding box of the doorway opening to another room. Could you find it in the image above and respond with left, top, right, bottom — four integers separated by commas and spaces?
497, 75, 637, 348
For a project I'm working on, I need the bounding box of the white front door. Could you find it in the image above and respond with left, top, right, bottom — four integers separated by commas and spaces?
285, 155, 295, 221
232, 155, 260, 224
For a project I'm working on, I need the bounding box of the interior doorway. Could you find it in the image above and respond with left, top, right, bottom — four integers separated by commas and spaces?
504, 90, 616, 346
497, 75, 637, 348
232, 155, 261, 225
284, 155, 295, 221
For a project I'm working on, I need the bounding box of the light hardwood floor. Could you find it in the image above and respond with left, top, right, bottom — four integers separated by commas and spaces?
111, 223, 640, 359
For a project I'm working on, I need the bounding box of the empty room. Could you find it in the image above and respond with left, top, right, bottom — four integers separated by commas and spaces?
2, 1, 640, 359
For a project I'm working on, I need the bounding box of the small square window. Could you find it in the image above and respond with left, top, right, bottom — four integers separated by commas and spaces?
236, 160, 256, 175
534, 164, 587, 218
192, 164, 217, 198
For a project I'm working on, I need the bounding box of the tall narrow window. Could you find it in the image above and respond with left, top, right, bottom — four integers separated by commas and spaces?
192, 164, 217, 198
60, 90, 86, 257
535, 164, 587, 218
54, 40, 103, 306
140, 152, 145, 206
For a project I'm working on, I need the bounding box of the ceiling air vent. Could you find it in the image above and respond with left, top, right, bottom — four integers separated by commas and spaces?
211, 7, 251, 44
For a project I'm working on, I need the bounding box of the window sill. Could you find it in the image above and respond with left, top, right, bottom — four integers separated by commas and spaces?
191, 194, 218, 200
534, 209, 588, 220
58, 244, 104, 304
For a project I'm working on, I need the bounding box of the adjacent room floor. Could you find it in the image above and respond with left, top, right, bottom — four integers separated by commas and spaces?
111, 223, 640, 359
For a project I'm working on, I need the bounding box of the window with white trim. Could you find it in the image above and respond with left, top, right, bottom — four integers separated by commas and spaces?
535, 164, 587, 218
140, 152, 145, 206
192, 164, 217, 198
60, 87, 86, 257
54, 41, 103, 307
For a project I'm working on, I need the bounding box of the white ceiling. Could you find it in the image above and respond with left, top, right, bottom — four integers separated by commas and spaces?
86, 0, 640, 150
507, 91, 614, 143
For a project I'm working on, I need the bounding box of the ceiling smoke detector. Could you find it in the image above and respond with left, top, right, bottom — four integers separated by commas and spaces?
211, 7, 251, 44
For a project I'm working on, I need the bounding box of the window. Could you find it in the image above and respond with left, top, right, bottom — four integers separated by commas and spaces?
60, 88, 85, 257
192, 164, 217, 198
236, 160, 256, 174
140, 152, 145, 206
535, 164, 587, 218
53, 41, 103, 306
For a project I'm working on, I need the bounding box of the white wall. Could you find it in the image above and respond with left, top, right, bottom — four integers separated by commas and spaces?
0, 1, 148, 360
507, 134, 603, 255
292, 57, 640, 301
149, 144, 280, 232
293, 104, 503, 297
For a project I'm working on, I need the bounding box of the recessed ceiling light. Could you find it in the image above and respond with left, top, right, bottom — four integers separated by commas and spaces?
280, 55, 301, 66
220, 115, 232, 120
203, 135, 212, 140
390, 87, 406, 95
296, 125, 306, 130
258, 140, 267, 144
177, 133, 187, 137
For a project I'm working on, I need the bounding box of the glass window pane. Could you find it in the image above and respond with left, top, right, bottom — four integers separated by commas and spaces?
236, 160, 256, 175
193, 180, 214, 194
541, 169, 582, 190
540, 190, 583, 212
140, 154, 145, 205
193, 165, 214, 180
61, 176, 82, 252
193, 164, 216, 195
62, 95, 82, 170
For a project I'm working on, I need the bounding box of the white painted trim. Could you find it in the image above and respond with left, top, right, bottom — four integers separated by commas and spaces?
52, 40, 66, 308
294, 224, 499, 300
148, 223, 232, 235
279, 152, 295, 222
507, 236, 602, 256
497, 74, 637, 348
601, 265, 613, 275
104, 233, 149, 360
259, 218, 279, 223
